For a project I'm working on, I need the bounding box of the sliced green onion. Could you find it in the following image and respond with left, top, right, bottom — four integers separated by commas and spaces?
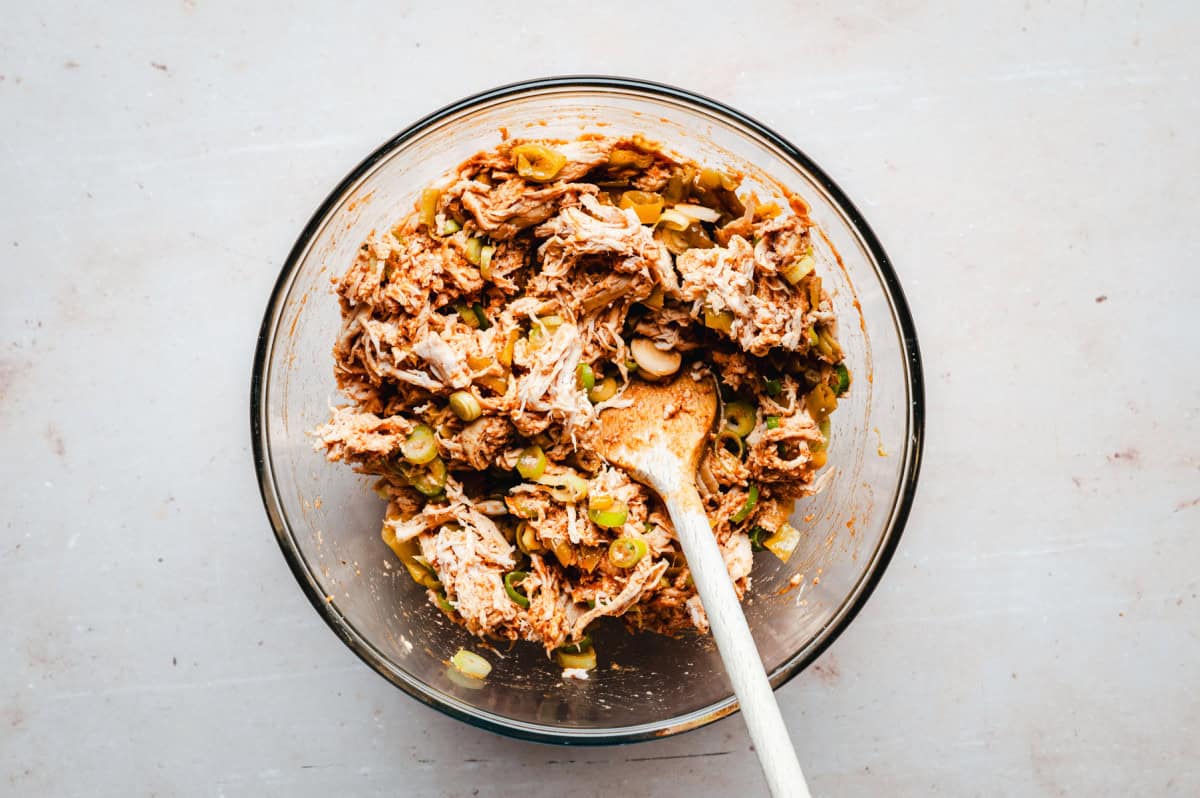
402, 424, 438, 464
558, 635, 592, 655
815, 329, 837, 360
765, 415, 781, 429
516, 445, 547, 480
408, 457, 447, 497
781, 253, 816, 286
807, 327, 820, 347
834, 363, 851, 396
448, 391, 481, 422
504, 571, 530, 608
441, 219, 461, 236
456, 303, 481, 329
588, 376, 618, 404
749, 525, 769, 552
764, 378, 782, 397
608, 537, 648, 568
731, 484, 759, 524
764, 523, 802, 563
556, 646, 597, 670
479, 244, 496, 279
449, 648, 492, 680
717, 430, 745, 458
505, 496, 537, 520
472, 302, 491, 330
588, 500, 629, 529
536, 472, 589, 503
576, 363, 595, 391
464, 236, 483, 265
528, 316, 561, 349
724, 400, 757, 438
435, 591, 456, 615
515, 521, 544, 555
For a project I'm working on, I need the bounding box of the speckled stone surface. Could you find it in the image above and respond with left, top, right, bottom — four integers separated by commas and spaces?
2, 1, 1196, 795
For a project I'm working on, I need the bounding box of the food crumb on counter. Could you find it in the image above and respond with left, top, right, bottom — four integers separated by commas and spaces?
562, 667, 590, 681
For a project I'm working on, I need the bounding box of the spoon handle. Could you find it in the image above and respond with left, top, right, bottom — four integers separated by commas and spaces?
666, 486, 812, 798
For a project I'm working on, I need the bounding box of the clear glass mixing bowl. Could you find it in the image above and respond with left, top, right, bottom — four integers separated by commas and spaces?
251, 77, 924, 743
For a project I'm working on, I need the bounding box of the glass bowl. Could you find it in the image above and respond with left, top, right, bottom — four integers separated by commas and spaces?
251, 76, 924, 743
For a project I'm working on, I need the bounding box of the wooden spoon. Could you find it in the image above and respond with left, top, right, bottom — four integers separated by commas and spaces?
598, 374, 812, 798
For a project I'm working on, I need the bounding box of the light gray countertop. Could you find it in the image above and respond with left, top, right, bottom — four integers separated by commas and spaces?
3, 1, 1196, 795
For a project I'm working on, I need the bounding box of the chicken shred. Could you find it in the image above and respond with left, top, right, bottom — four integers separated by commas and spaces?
313, 135, 848, 657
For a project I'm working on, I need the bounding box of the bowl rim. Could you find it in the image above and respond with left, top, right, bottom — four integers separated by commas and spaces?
250, 74, 925, 745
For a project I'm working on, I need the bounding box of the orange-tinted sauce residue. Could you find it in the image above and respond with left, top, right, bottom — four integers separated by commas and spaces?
346, 190, 374, 213
288, 293, 309, 339
498, 126, 509, 140
776, 572, 805, 596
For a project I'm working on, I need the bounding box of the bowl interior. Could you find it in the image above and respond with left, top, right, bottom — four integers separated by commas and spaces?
254, 80, 921, 742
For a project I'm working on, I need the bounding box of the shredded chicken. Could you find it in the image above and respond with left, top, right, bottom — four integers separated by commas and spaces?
313, 135, 849, 659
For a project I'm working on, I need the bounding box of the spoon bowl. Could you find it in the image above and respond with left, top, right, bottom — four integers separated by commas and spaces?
598, 374, 811, 798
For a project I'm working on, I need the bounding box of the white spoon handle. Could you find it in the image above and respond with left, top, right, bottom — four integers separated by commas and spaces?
666, 486, 811, 798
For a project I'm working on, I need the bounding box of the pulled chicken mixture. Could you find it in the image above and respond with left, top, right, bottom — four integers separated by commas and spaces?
315, 135, 851, 671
